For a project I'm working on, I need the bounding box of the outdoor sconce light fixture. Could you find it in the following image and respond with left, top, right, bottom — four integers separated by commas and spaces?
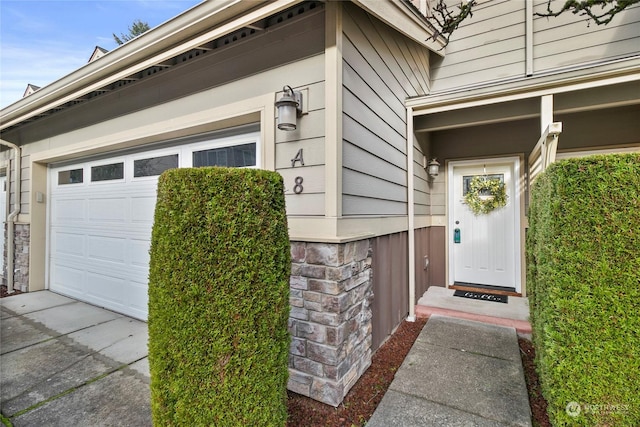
427, 158, 440, 179
275, 85, 303, 131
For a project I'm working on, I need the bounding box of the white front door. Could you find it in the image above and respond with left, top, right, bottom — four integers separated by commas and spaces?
448, 158, 521, 291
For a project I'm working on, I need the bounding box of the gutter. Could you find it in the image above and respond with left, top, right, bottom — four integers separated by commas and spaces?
0, 139, 21, 293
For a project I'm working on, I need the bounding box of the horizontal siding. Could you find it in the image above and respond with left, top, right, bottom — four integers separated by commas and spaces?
343, 143, 405, 185
343, 195, 406, 215
430, 178, 446, 216
276, 79, 326, 216
275, 137, 324, 169
341, 3, 431, 216
532, 1, 640, 72
413, 144, 430, 216
343, 91, 406, 152
431, 0, 525, 92
343, 116, 406, 169
343, 168, 407, 203
285, 194, 325, 216
431, 1, 640, 92
343, 63, 406, 136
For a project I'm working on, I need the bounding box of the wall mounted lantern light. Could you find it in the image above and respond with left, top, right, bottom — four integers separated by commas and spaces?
427, 158, 440, 179
275, 85, 303, 131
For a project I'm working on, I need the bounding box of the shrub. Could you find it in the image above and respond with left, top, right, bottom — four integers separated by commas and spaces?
527, 153, 640, 426
148, 167, 291, 426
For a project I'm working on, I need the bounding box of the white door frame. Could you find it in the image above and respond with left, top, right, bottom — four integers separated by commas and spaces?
447, 156, 522, 293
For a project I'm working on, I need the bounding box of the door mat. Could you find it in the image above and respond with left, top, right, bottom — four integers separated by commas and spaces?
453, 290, 508, 304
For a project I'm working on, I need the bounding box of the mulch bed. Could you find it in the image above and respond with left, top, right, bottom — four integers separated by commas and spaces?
287, 318, 427, 427
0, 285, 22, 298
519, 337, 551, 427
287, 318, 551, 427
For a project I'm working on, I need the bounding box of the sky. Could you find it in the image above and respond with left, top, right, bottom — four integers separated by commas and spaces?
0, 0, 203, 109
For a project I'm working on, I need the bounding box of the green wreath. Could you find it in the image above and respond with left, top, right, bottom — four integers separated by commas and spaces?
463, 176, 508, 215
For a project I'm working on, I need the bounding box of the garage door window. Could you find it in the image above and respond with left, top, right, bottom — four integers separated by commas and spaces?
134, 154, 179, 177
193, 143, 256, 167
91, 162, 124, 182
58, 168, 84, 185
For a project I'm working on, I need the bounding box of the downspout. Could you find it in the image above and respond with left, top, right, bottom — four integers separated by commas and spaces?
0, 139, 21, 294
406, 107, 416, 322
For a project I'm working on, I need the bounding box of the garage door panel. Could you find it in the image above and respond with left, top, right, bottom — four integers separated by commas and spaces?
53, 198, 86, 222
127, 281, 149, 317
86, 272, 125, 305
131, 196, 157, 223
88, 198, 127, 222
130, 239, 151, 267
87, 236, 127, 264
52, 231, 85, 257
51, 264, 86, 295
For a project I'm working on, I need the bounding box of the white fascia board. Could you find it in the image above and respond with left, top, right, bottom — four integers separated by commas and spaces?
351, 0, 446, 54
409, 57, 640, 114
0, 0, 300, 130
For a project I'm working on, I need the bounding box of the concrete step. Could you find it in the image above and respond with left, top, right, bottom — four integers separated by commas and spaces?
416, 286, 532, 336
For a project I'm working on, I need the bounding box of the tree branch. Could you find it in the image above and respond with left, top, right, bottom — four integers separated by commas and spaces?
428, 0, 478, 47
535, 0, 637, 26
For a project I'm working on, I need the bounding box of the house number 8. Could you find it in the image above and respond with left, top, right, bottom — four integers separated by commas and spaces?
293, 176, 304, 194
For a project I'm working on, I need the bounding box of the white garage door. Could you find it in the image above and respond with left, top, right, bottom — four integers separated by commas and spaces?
48, 132, 259, 319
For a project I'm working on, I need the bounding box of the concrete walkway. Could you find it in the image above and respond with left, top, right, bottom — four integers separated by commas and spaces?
1, 291, 151, 426
368, 314, 532, 427
2, 290, 532, 426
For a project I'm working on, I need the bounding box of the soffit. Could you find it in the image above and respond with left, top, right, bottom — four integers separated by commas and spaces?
0, 0, 303, 133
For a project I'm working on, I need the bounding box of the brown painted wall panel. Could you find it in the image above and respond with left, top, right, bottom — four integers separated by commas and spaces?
429, 226, 446, 287
371, 232, 408, 351
371, 227, 447, 351
414, 227, 430, 301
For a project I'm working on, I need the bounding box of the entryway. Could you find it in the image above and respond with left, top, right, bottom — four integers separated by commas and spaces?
447, 157, 522, 293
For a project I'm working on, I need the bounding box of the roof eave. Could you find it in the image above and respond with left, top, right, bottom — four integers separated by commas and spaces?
351, 0, 446, 55
1, 0, 300, 131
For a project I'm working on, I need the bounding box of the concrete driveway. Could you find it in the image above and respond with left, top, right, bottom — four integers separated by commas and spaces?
1, 291, 151, 426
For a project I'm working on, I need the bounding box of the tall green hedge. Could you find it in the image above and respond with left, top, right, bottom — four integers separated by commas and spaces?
527, 153, 640, 426
148, 167, 291, 426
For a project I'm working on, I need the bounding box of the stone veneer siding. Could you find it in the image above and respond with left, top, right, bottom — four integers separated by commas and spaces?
2, 223, 29, 291
288, 239, 373, 406
14, 224, 30, 291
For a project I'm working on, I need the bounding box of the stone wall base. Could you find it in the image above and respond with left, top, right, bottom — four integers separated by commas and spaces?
2, 223, 29, 292
288, 239, 373, 406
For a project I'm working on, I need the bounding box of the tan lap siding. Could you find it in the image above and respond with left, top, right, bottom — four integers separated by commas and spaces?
430, 0, 526, 92
341, 3, 431, 216
532, 1, 640, 73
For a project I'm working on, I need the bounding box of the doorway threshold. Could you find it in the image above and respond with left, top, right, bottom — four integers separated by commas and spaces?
416, 287, 531, 337
451, 282, 520, 297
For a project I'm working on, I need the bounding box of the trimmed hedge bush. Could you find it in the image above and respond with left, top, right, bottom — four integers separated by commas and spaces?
527, 153, 640, 426
148, 168, 291, 426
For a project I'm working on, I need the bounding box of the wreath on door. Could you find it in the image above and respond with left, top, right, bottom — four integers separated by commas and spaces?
464, 176, 508, 215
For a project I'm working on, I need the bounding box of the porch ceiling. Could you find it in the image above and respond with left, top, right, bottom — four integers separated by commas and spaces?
413, 79, 640, 134
427, 103, 639, 163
